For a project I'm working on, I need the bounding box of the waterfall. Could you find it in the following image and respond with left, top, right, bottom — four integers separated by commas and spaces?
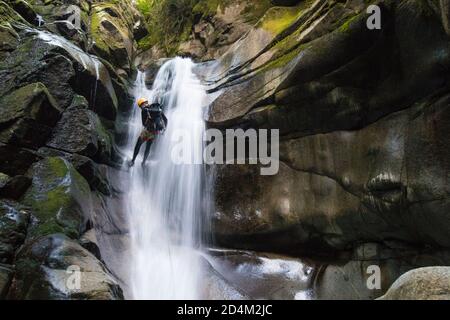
123, 58, 209, 299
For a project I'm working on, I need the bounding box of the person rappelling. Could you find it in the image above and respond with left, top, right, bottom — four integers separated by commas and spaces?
129, 98, 168, 167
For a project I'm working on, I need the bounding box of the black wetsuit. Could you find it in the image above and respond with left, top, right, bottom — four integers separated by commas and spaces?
131, 103, 168, 165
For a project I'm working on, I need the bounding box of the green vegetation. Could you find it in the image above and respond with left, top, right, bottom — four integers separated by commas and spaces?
23, 157, 90, 239
136, 0, 199, 55
259, 6, 303, 35
339, 14, 359, 33
135, 0, 273, 55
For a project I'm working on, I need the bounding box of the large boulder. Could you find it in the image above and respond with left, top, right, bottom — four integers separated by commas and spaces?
23, 157, 92, 240
5, 0, 96, 50
9, 233, 123, 300
0, 31, 76, 110
0, 19, 20, 61
38, 146, 112, 195
46, 106, 113, 164
312, 242, 450, 300
214, 92, 450, 252
0, 26, 118, 120
379, 267, 450, 300
181, 0, 273, 60
0, 82, 62, 149
206, 0, 449, 132
136, 0, 273, 63
90, 1, 137, 72
210, 0, 450, 255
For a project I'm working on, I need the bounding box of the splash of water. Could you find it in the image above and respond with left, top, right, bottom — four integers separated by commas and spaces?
32, 29, 107, 83
124, 58, 209, 299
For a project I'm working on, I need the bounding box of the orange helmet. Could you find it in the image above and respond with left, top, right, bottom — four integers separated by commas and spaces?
137, 98, 148, 108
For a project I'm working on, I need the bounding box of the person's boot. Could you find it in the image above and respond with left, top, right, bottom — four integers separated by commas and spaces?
129, 138, 143, 168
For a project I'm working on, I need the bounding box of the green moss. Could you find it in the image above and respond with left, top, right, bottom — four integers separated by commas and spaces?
135, 0, 198, 55
137, 34, 152, 51
23, 157, 90, 240
46, 157, 69, 178
32, 220, 66, 238
339, 14, 359, 33
136, 0, 152, 15
90, 6, 112, 55
135, 0, 274, 56
259, 6, 302, 35
89, 2, 135, 64
95, 116, 113, 161
192, 0, 221, 17
191, 0, 273, 24
261, 43, 308, 72
0, 1, 29, 25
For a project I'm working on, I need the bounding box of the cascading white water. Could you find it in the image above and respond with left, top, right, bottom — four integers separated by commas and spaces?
123, 58, 209, 300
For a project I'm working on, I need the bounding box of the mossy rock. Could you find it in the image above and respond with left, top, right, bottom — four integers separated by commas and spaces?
1, 25, 119, 120
10, 233, 124, 300
0, 22, 20, 60
192, 0, 272, 24
90, 3, 134, 70
8, 0, 38, 25
46, 106, 113, 163
23, 157, 92, 240
0, 82, 62, 148
0, 1, 30, 25
0, 33, 76, 110
258, 5, 304, 35
38, 146, 112, 196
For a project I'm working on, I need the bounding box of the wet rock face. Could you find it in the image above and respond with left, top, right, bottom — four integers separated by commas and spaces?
0, 1, 137, 299
9, 234, 123, 300
47, 107, 112, 164
205, 249, 315, 300
0, 34, 76, 111
90, 1, 139, 73
135, 0, 273, 64
179, 0, 268, 61
210, 0, 450, 256
23, 157, 92, 240
0, 82, 62, 149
